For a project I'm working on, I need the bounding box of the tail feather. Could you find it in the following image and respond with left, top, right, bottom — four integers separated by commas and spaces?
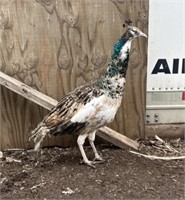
29, 122, 50, 150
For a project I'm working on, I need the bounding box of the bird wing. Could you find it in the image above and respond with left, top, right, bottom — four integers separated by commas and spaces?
43, 82, 104, 135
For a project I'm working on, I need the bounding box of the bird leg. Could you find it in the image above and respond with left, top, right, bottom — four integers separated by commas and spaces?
33, 127, 48, 151
88, 131, 104, 163
77, 133, 96, 168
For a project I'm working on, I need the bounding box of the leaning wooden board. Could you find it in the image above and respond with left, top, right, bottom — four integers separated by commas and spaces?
0, 71, 139, 150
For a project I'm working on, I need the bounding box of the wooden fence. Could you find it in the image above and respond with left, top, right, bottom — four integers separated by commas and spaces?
0, 0, 148, 149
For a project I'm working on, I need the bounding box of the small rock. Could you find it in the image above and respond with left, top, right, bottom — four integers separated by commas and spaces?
14, 182, 21, 186
62, 187, 75, 195
95, 179, 102, 184
20, 187, 24, 190
0, 177, 8, 185
6, 157, 21, 163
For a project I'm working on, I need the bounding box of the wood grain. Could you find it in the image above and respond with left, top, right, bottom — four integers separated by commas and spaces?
0, 0, 148, 149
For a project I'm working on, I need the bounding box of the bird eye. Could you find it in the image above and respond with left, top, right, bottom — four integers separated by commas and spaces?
133, 30, 139, 35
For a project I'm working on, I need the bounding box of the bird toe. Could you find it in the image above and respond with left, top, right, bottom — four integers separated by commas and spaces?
93, 159, 105, 164
79, 160, 96, 168
93, 156, 105, 163
86, 161, 96, 168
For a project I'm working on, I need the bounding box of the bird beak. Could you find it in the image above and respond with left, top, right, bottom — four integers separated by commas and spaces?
140, 31, 147, 38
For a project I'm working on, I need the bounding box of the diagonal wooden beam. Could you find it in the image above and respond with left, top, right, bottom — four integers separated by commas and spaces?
0, 71, 139, 150
0, 71, 57, 110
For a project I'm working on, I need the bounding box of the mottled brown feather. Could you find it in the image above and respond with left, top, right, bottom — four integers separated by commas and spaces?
42, 82, 104, 135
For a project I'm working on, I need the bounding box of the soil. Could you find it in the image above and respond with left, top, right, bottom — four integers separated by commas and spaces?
1, 139, 184, 200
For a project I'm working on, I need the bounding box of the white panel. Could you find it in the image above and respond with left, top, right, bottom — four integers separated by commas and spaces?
147, 0, 185, 91
146, 91, 185, 123
146, 109, 185, 124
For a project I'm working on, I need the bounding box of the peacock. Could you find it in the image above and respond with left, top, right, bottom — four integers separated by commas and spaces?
30, 21, 147, 168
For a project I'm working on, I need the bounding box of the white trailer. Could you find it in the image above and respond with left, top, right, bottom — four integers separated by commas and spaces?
146, 0, 185, 126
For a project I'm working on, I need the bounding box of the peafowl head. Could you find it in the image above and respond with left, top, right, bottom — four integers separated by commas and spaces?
107, 21, 147, 78
123, 20, 147, 40
111, 21, 147, 61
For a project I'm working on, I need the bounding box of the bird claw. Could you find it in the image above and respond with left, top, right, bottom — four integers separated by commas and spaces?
80, 156, 105, 168
93, 156, 105, 163
80, 160, 96, 168
86, 161, 96, 168
93, 159, 105, 164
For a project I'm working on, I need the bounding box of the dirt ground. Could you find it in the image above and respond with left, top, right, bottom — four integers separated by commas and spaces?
1, 138, 184, 200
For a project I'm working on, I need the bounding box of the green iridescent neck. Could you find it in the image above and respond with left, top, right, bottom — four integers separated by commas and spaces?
111, 36, 127, 60
96, 31, 132, 92
105, 34, 130, 78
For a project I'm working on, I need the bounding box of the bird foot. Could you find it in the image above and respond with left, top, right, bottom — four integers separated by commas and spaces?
93, 156, 105, 164
80, 160, 96, 168
80, 156, 105, 168
80, 159, 105, 168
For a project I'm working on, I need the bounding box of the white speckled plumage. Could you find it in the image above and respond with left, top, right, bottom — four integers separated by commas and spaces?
120, 40, 131, 61
71, 94, 122, 126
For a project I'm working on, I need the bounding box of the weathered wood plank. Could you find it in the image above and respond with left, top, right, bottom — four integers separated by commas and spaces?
0, 71, 57, 110
145, 124, 185, 139
98, 127, 139, 150
0, 71, 139, 150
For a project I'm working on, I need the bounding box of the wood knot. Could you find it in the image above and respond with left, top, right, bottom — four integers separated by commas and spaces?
0, 11, 11, 29
36, 0, 56, 14
58, 53, 72, 70
78, 55, 88, 71
129, 48, 140, 67
24, 53, 39, 69
21, 85, 29, 94
91, 51, 107, 68
65, 13, 79, 27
